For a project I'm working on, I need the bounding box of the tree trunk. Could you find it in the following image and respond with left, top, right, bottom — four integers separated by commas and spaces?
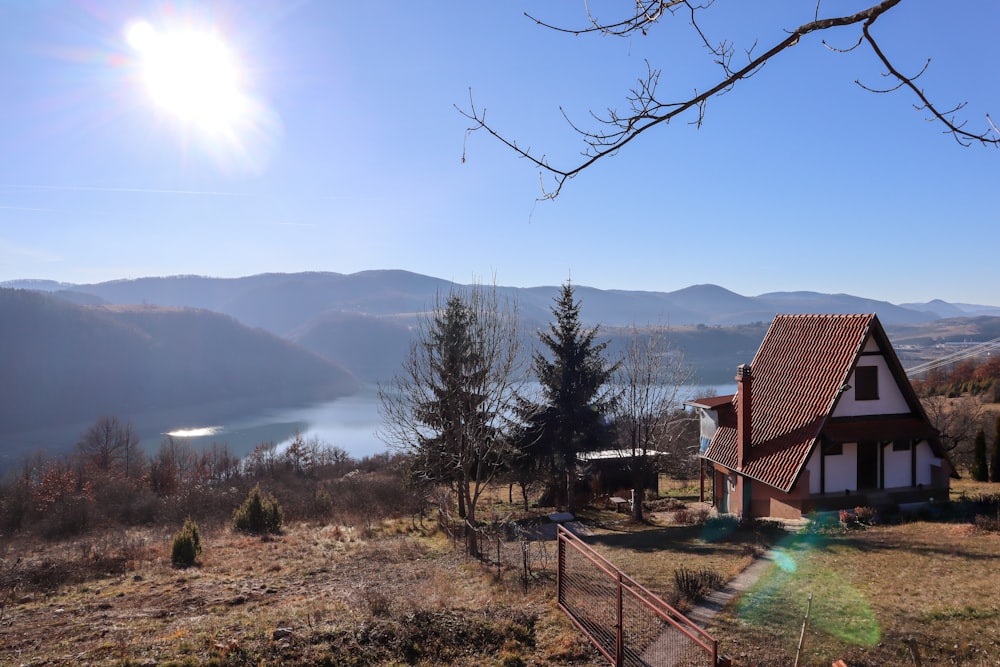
457, 484, 467, 519
566, 460, 576, 514
631, 486, 644, 521
631, 462, 645, 521
464, 487, 479, 556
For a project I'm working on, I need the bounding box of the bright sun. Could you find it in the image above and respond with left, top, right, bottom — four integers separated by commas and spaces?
125, 19, 246, 133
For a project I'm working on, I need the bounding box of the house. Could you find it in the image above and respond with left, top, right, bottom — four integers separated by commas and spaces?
693, 313, 955, 520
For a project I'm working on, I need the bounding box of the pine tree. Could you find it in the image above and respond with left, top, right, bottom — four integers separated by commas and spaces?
520, 282, 617, 513
990, 415, 1000, 483
971, 428, 988, 482
379, 283, 524, 556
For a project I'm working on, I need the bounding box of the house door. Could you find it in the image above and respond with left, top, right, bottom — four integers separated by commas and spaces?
857, 442, 879, 490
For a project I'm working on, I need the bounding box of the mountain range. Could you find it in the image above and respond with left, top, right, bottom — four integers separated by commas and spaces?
8, 271, 1000, 331
3, 271, 999, 464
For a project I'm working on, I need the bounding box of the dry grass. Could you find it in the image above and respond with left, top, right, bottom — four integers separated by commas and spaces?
0, 518, 607, 666
697, 519, 1000, 666
4, 480, 1000, 666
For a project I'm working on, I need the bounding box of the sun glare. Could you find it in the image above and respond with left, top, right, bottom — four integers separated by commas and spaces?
126, 19, 244, 132
123, 17, 282, 173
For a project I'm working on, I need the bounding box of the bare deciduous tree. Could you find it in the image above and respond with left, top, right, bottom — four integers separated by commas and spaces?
76, 416, 142, 478
378, 281, 525, 556
610, 324, 694, 521
461, 1, 998, 199
921, 394, 987, 471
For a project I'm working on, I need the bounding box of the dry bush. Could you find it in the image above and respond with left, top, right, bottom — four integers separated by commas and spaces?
673, 506, 711, 525
974, 514, 1000, 533
672, 565, 724, 606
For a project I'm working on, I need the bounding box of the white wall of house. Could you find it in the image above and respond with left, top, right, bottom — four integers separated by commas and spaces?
916, 441, 940, 486
882, 443, 911, 488
825, 442, 857, 491
833, 356, 910, 417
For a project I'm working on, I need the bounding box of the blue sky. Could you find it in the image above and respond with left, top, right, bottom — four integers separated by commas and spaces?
1, 1, 998, 306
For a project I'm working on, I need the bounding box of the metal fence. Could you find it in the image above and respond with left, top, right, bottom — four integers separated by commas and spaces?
556, 525, 719, 667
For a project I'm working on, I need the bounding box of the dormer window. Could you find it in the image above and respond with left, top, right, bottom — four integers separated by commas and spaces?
854, 365, 879, 401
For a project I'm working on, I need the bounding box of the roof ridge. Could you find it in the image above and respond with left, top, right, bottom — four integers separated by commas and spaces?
773, 312, 875, 318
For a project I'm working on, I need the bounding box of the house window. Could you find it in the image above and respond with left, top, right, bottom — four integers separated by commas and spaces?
854, 365, 879, 401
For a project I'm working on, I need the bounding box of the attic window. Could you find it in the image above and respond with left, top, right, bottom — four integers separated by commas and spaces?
854, 365, 879, 401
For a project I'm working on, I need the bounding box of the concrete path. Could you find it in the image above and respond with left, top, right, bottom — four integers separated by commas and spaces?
686, 550, 775, 627
640, 550, 778, 667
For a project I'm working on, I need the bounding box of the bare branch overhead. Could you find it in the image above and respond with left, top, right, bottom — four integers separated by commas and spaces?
459, 0, 998, 200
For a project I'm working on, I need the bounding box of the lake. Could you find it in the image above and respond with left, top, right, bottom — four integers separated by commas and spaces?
0, 383, 737, 472
155, 387, 390, 460
155, 383, 737, 461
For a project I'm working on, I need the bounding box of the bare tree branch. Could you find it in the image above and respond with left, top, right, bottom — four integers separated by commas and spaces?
459, 0, 998, 200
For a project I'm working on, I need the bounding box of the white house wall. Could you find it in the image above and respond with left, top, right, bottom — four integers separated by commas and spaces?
882, 444, 911, 488
832, 354, 910, 418
825, 442, 857, 492
916, 441, 940, 486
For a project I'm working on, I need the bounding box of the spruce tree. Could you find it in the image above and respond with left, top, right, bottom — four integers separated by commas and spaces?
972, 428, 988, 482
521, 282, 617, 513
379, 284, 523, 556
990, 415, 1000, 483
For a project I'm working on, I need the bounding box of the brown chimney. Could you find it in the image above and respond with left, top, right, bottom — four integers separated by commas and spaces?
736, 364, 752, 471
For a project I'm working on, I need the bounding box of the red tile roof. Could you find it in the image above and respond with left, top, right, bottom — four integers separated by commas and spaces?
686, 394, 735, 410
704, 313, 877, 491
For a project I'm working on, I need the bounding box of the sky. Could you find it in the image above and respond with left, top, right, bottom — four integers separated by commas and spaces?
1, 1, 998, 306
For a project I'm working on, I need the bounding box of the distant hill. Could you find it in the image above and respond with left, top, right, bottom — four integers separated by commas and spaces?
287, 311, 415, 383
0, 288, 357, 453
6, 271, 973, 331
4, 270, 1000, 387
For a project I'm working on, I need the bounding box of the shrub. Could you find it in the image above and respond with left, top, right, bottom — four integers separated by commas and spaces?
233, 484, 283, 534
839, 509, 860, 528
673, 566, 724, 604
974, 514, 1000, 534
673, 506, 710, 525
170, 517, 202, 567
854, 506, 878, 525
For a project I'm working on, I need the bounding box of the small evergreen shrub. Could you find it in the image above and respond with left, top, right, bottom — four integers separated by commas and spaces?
170, 517, 202, 567
233, 484, 283, 534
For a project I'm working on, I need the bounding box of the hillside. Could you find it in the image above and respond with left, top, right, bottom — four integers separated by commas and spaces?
0, 289, 357, 454
5, 271, 970, 333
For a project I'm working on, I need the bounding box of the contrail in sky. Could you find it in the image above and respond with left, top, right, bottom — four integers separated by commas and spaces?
0, 205, 58, 212
0, 184, 245, 197
0, 184, 378, 201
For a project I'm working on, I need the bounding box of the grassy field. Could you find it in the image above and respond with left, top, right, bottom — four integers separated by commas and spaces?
1, 519, 606, 666
2, 480, 999, 666
702, 520, 1000, 666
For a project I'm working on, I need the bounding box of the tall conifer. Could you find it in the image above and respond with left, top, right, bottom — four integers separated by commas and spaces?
520, 282, 617, 512
972, 428, 988, 482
